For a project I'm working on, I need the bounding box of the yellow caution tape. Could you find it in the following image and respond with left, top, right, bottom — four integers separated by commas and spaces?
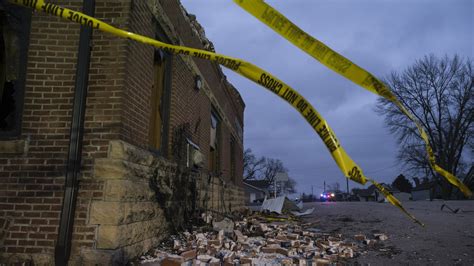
10, 0, 422, 224
234, 0, 472, 198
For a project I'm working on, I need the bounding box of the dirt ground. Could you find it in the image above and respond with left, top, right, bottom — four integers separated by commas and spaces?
302, 200, 474, 265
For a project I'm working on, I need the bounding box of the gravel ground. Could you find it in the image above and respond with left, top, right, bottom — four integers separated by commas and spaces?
302, 200, 474, 265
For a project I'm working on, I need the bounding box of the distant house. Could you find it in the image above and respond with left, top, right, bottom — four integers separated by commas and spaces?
392, 192, 412, 201
243, 180, 269, 204
383, 185, 412, 202
354, 185, 380, 202
411, 182, 433, 201
354, 184, 413, 202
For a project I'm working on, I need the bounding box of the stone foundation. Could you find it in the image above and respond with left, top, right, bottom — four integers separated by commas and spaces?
72, 140, 244, 264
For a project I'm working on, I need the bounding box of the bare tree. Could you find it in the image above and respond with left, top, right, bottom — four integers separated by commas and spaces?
244, 149, 295, 195
285, 178, 298, 194
243, 148, 266, 181
376, 55, 473, 198
261, 158, 287, 185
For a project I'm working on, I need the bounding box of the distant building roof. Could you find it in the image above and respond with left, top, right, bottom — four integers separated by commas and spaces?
243, 183, 267, 195
355, 184, 378, 197
244, 180, 269, 190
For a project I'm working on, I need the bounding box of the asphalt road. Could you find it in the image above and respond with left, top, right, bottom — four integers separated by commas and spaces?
302, 200, 474, 265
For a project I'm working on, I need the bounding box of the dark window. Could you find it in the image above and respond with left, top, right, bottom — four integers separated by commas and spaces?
0, 5, 31, 139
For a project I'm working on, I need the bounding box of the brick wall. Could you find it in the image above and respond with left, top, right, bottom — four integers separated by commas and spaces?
120, 0, 154, 148
0, 0, 245, 264
0, 0, 132, 263
156, 0, 245, 184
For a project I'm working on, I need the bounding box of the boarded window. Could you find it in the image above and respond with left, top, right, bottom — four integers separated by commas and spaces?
149, 50, 166, 150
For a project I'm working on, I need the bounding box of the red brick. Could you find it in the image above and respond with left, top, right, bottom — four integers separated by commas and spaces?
10, 232, 27, 238
26, 248, 43, 253
36, 240, 54, 246
41, 212, 59, 218
3, 239, 18, 246
0, 204, 13, 210
25, 198, 43, 204
15, 204, 32, 211
7, 247, 25, 253
19, 240, 36, 246
29, 233, 46, 239
24, 212, 41, 218
39, 226, 57, 232
33, 205, 50, 211
47, 233, 58, 240
43, 198, 60, 204
28, 219, 44, 228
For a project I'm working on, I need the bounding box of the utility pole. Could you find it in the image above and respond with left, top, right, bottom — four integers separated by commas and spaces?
311, 185, 314, 202
324, 180, 326, 193
346, 178, 349, 194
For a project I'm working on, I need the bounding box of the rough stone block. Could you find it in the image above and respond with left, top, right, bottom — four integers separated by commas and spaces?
122, 236, 164, 260
94, 158, 151, 180
79, 248, 125, 266
109, 140, 155, 166
104, 179, 155, 201
90, 201, 163, 225
97, 218, 167, 249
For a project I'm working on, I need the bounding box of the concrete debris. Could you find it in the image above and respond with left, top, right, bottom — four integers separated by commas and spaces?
212, 217, 235, 233
363, 239, 376, 246
136, 212, 389, 265
173, 239, 181, 250
374, 233, 388, 241
202, 212, 213, 224
261, 196, 301, 214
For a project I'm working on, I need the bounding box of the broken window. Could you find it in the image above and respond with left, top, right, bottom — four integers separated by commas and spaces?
0, 5, 31, 138
209, 111, 220, 174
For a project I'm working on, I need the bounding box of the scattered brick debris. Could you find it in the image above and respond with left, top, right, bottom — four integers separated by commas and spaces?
134, 212, 388, 265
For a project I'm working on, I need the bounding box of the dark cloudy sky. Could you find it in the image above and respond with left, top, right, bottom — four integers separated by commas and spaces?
180, 0, 473, 195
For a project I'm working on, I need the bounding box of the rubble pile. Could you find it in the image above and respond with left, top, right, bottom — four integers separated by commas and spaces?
136, 213, 389, 265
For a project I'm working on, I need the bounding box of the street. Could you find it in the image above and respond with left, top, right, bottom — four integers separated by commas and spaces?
303, 201, 474, 265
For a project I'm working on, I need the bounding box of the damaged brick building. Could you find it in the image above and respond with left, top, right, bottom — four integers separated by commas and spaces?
0, 0, 245, 264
